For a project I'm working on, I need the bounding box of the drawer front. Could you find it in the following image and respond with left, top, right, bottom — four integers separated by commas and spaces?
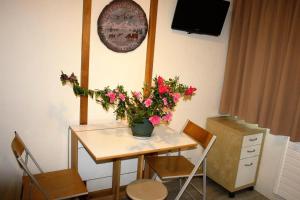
242, 133, 263, 147
240, 145, 261, 159
235, 156, 259, 188
78, 147, 138, 180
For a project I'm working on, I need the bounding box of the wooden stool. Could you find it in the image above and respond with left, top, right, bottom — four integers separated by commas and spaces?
126, 179, 168, 200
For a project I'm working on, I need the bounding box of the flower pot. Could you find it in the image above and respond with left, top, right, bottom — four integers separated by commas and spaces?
131, 118, 154, 138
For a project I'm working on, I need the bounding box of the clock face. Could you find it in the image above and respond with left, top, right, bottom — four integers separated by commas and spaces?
97, 0, 148, 53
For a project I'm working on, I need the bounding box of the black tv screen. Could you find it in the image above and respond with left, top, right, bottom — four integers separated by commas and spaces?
171, 0, 230, 36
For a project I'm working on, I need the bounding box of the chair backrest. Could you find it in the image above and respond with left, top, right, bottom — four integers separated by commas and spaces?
11, 132, 25, 158
183, 120, 214, 149
11, 132, 49, 199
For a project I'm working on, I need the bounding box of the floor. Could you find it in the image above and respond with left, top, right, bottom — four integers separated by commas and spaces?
164, 178, 269, 200
91, 177, 269, 200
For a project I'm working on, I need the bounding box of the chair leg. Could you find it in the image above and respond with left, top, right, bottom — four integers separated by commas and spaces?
79, 194, 89, 200
175, 155, 208, 200
29, 181, 32, 200
228, 192, 235, 198
179, 178, 182, 189
203, 158, 207, 200
175, 171, 196, 199
20, 184, 24, 200
152, 173, 158, 180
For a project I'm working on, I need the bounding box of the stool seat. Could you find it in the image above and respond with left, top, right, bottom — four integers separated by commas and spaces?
126, 179, 168, 200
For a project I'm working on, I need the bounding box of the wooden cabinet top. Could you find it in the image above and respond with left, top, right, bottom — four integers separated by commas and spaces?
207, 116, 265, 136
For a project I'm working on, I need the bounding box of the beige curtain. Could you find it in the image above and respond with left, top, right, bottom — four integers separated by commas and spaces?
220, 0, 300, 141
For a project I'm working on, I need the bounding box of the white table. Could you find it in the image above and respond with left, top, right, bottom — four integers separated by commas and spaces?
70, 122, 197, 199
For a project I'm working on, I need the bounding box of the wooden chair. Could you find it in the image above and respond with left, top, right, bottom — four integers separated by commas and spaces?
11, 131, 88, 200
126, 179, 168, 200
145, 120, 216, 200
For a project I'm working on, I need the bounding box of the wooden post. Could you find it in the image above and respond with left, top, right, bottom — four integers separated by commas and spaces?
144, 0, 158, 96
80, 0, 92, 125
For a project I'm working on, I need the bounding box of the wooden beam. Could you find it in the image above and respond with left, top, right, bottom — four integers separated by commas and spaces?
80, 0, 92, 125
144, 0, 158, 96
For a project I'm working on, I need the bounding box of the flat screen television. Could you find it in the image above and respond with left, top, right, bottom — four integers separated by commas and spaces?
171, 0, 230, 36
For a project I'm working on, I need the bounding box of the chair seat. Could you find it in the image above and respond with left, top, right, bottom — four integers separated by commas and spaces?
22, 169, 88, 200
146, 156, 202, 179
126, 179, 168, 200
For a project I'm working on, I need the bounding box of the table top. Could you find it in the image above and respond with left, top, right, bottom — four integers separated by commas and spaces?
70, 122, 198, 162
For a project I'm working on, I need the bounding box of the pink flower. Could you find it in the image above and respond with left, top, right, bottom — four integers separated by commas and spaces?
133, 91, 143, 102
157, 76, 164, 85
185, 86, 197, 95
119, 93, 126, 101
133, 91, 142, 98
144, 98, 153, 107
162, 98, 168, 106
106, 91, 116, 103
158, 84, 169, 94
172, 93, 181, 103
162, 112, 173, 122
149, 115, 161, 125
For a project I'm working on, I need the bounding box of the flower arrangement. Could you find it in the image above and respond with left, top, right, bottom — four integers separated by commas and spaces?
60, 72, 196, 127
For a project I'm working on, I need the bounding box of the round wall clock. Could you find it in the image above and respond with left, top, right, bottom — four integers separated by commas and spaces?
97, 0, 148, 53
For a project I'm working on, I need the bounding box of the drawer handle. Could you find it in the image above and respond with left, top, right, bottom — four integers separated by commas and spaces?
247, 149, 256, 153
244, 163, 253, 167
249, 138, 258, 142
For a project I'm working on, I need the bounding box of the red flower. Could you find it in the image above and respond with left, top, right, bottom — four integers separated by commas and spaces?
157, 76, 164, 85
158, 84, 169, 94
185, 86, 197, 95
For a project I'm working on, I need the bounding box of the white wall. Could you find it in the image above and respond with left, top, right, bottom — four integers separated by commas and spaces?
0, 0, 82, 198
152, 0, 232, 163
0, 0, 232, 198
153, 0, 231, 131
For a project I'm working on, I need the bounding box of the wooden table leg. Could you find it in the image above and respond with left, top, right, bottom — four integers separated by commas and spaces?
143, 153, 157, 179
71, 131, 78, 171
112, 159, 121, 200
144, 160, 150, 179
137, 155, 145, 179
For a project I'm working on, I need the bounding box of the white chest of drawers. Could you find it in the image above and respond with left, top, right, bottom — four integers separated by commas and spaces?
206, 116, 265, 196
